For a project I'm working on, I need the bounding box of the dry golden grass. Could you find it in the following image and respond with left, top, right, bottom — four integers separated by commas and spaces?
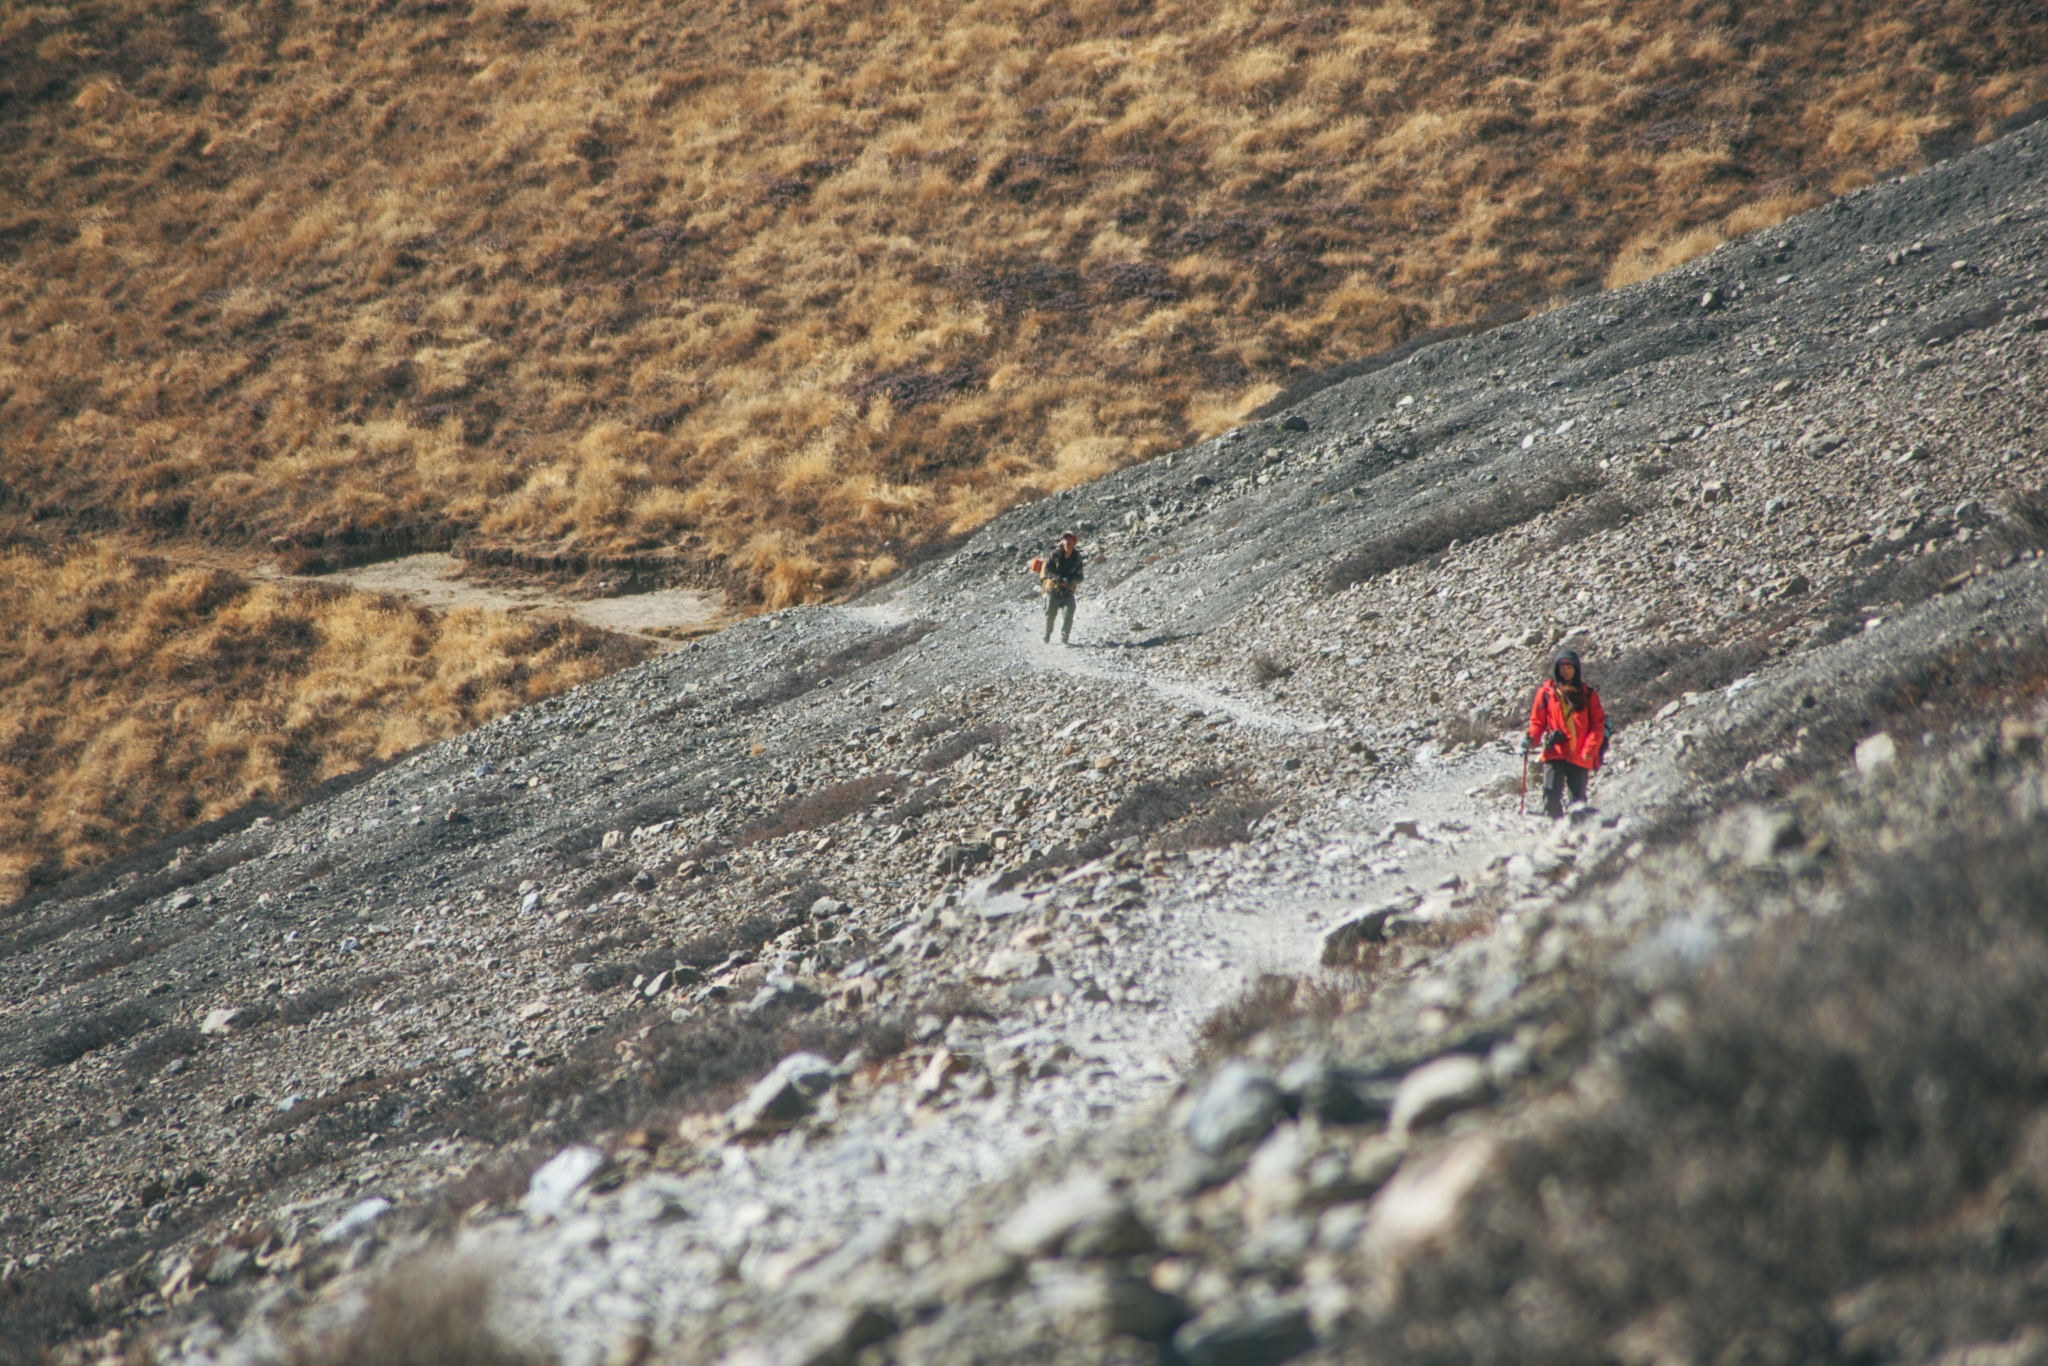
1, 0, 2042, 603
0, 0, 2042, 894
0, 542, 646, 901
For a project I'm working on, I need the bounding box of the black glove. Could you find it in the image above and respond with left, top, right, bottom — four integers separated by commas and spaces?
1520, 736, 1531, 756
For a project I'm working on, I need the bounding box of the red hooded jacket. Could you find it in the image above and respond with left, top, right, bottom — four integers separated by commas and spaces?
1526, 651, 1607, 769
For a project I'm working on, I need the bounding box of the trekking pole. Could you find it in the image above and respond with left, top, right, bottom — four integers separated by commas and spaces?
1518, 743, 1530, 816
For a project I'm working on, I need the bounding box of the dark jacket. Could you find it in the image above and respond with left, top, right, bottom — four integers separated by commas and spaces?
1045, 544, 1084, 587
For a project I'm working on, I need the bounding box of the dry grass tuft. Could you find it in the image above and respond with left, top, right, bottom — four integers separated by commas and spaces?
290, 1261, 548, 1366
1199, 970, 1362, 1059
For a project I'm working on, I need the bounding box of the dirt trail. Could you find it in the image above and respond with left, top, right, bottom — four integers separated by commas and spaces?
261, 552, 728, 644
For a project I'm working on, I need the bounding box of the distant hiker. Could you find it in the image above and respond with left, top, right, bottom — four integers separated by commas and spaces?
1524, 648, 1608, 818
1038, 532, 1084, 644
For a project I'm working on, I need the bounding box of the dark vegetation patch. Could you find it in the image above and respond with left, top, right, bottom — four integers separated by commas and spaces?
122, 1025, 205, 1077
733, 621, 940, 714
1326, 469, 1604, 592
916, 725, 1004, 771
1520, 489, 1643, 556
1597, 629, 1783, 730
1198, 973, 1341, 1059
1813, 486, 2048, 646
579, 911, 791, 993
1250, 653, 1293, 685
995, 767, 1270, 887
1682, 624, 2048, 799
37, 999, 159, 1067
1355, 790, 2048, 1366
66, 932, 185, 983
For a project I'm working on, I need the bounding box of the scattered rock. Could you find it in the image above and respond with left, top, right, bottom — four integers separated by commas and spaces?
997, 1171, 1154, 1258
199, 1008, 244, 1036
1187, 1063, 1285, 1155
981, 947, 1052, 980
1172, 1305, 1316, 1366
730, 1052, 841, 1133
525, 1145, 608, 1218
1029, 1262, 1186, 1343
1855, 732, 1899, 776
1362, 1135, 1500, 1263
319, 1196, 393, 1244
1388, 1054, 1492, 1139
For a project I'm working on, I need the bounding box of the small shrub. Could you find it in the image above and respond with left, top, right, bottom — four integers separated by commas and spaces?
733, 622, 940, 714
122, 1025, 203, 1076
67, 933, 179, 983
290, 1261, 548, 1366
916, 726, 1004, 772
1199, 974, 1302, 1058
37, 1001, 159, 1068
736, 775, 902, 847
1521, 490, 1641, 557
1251, 653, 1293, 685
1198, 972, 1361, 1058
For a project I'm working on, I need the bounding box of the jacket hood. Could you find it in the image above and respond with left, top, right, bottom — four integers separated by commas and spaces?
1552, 649, 1584, 685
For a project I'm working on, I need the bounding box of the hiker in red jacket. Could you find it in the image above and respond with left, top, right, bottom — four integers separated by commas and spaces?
1524, 648, 1608, 818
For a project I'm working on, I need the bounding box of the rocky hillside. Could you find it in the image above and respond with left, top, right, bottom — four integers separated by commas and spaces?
3, 120, 2048, 1366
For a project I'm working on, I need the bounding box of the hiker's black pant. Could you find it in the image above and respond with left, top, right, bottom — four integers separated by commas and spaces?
1541, 760, 1588, 817
1044, 586, 1075, 642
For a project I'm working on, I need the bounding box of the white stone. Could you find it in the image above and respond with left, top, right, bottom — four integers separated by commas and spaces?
1855, 732, 1898, 775
524, 1145, 608, 1218
199, 1008, 243, 1036
319, 1197, 392, 1244
996, 1171, 1120, 1257
1389, 1054, 1491, 1139
1363, 1136, 1498, 1262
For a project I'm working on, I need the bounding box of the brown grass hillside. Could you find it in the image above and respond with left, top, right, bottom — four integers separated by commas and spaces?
4, 0, 2045, 602
0, 542, 645, 900
0, 0, 2044, 901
